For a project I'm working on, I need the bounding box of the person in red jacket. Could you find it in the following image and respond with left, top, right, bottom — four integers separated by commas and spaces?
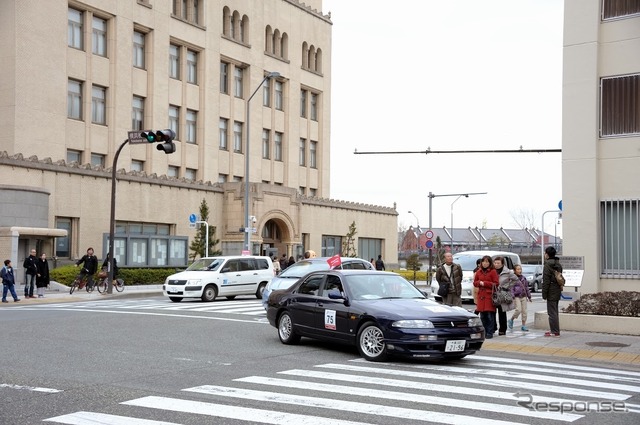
473, 255, 499, 339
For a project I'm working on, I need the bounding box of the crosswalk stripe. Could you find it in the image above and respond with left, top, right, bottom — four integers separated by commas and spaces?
235, 375, 582, 422
317, 363, 632, 400
183, 385, 530, 425
44, 411, 182, 424
122, 396, 374, 425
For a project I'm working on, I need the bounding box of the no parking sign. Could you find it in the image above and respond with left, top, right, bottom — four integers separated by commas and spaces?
425, 230, 434, 250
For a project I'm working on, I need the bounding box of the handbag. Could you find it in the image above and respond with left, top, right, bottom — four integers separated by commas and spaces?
492, 286, 513, 307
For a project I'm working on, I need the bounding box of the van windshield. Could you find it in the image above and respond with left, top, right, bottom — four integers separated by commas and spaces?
186, 258, 224, 271
453, 255, 482, 271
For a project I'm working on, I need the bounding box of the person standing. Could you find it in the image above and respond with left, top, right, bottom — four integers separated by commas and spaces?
23, 248, 38, 299
36, 253, 50, 298
542, 246, 563, 337
2, 260, 20, 303
436, 252, 463, 306
375, 255, 385, 271
508, 264, 532, 331
75, 247, 98, 289
473, 255, 499, 338
493, 256, 519, 336
287, 256, 296, 268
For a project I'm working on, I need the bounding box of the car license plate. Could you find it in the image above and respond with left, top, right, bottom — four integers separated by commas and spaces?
169, 287, 180, 293
445, 340, 466, 352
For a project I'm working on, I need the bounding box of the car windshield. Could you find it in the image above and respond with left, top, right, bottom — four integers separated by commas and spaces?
186, 258, 224, 271
279, 260, 330, 278
345, 274, 425, 300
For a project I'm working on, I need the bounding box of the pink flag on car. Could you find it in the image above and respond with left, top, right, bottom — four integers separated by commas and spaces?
327, 254, 341, 268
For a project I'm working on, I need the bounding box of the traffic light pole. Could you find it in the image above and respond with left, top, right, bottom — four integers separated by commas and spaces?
107, 139, 129, 294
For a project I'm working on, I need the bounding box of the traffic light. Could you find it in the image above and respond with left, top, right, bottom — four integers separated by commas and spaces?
140, 129, 176, 154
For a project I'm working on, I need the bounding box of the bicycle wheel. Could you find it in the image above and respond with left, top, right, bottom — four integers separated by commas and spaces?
96, 278, 108, 294
86, 279, 94, 293
115, 279, 125, 292
69, 279, 78, 294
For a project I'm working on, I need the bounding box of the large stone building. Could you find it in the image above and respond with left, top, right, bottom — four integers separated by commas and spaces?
562, 1, 640, 293
0, 0, 398, 280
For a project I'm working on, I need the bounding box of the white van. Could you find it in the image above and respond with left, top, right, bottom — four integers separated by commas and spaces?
162, 256, 274, 302
431, 250, 522, 302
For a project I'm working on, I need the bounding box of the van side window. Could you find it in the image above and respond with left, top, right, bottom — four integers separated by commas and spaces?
224, 260, 240, 272
256, 259, 269, 270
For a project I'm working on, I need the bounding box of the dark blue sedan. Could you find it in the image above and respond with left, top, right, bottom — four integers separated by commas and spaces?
266, 270, 485, 361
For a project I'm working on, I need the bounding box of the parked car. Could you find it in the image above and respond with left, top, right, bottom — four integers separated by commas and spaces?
521, 264, 543, 292
431, 250, 522, 302
162, 255, 274, 302
266, 269, 485, 361
261, 256, 373, 309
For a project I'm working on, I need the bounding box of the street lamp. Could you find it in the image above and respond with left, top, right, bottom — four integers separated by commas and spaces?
408, 210, 420, 252
450, 195, 468, 254
244, 71, 280, 253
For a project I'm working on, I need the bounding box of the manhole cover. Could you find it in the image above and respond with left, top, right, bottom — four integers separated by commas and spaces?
585, 341, 630, 348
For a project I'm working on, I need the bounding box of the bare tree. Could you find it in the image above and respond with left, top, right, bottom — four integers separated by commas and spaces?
510, 208, 537, 230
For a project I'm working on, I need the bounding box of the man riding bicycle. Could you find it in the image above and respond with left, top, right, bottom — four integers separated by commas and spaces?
75, 247, 98, 289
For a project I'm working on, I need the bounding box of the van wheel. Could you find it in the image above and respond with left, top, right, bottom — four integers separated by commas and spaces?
201, 285, 217, 302
169, 297, 182, 303
255, 282, 267, 299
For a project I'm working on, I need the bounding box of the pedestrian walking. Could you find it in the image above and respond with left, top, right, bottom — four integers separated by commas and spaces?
473, 255, 499, 338
542, 246, 563, 337
436, 252, 463, 307
508, 264, 532, 331
287, 256, 296, 268
494, 256, 519, 335
23, 248, 38, 298
36, 253, 50, 298
1, 260, 20, 303
375, 255, 385, 271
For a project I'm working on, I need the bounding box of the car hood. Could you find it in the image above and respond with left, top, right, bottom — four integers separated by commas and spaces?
357, 298, 474, 320
165, 271, 218, 281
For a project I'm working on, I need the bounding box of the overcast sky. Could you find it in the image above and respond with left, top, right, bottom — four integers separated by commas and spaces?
323, 0, 564, 236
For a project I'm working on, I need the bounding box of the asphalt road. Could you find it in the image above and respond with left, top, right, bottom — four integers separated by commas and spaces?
1, 295, 638, 425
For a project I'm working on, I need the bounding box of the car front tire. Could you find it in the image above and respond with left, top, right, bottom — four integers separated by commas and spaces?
357, 322, 388, 362
278, 312, 301, 344
201, 285, 218, 302
255, 282, 266, 299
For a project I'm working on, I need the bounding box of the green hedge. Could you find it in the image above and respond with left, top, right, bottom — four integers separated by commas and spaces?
50, 265, 178, 286
393, 270, 429, 281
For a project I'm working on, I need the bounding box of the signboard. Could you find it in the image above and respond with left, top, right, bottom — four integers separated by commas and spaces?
425, 230, 434, 239
558, 256, 584, 270
189, 213, 197, 223
425, 240, 434, 249
562, 269, 584, 287
128, 130, 150, 145
327, 254, 342, 268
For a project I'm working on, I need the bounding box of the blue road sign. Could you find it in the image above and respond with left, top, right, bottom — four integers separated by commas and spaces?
189, 213, 197, 223
425, 240, 434, 249
558, 200, 563, 211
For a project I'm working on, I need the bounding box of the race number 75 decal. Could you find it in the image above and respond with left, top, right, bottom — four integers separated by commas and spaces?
325, 309, 336, 330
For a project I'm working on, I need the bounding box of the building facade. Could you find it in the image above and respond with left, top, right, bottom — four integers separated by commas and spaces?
0, 0, 398, 279
562, 0, 640, 293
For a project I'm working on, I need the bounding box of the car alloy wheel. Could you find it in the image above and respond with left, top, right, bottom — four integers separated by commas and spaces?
357, 322, 388, 362
278, 312, 300, 344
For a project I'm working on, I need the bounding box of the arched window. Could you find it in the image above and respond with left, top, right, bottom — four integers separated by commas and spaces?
273, 29, 281, 56
308, 45, 316, 71
231, 11, 240, 39
240, 15, 249, 43
315, 48, 322, 73
281, 33, 289, 60
302, 42, 309, 68
265, 25, 273, 53
222, 7, 231, 36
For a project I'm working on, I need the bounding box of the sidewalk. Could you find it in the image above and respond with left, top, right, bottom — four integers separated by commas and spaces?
5, 280, 640, 366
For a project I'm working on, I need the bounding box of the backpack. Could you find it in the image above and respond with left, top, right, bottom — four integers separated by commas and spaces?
554, 268, 565, 288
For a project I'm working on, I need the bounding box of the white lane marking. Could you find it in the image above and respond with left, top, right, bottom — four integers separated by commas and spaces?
235, 375, 582, 422
123, 396, 375, 425
183, 385, 530, 425
0, 383, 62, 393
44, 411, 182, 424
317, 363, 631, 401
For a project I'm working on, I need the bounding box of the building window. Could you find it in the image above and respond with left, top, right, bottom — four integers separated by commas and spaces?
322, 235, 342, 257
131, 160, 144, 172
263, 78, 271, 107
274, 132, 283, 161
92, 16, 107, 56
67, 149, 81, 164
91, 86, 106, 125
234, 67, 244, 98
232, 175, 243, 182
309, 188, 317, 197
169, 105, 180, 139
133, 31, 145, 69
186, 50, 198, 84
55, 217, 72, 257
220, 62, 229, 94
300, 89, 307, 117
186, 109, 197, 144
185, 168, 197, 181
167, 165, 179, 177
275, 80, 283, 110
299, 186, 306, 196
132, 96, 144, 130
601, 199, 640, 276
602, 0, 640, 20
233, 121, 243, 152
90, 153, 105, 167
169, 44, 180, 79
68, 8, 83, 49
299, 138, 306, 166
262, 129, 270, 159
173, 0, 201, 25
310, 93, 318, 121
219, 118, 228, 149
68, 80, 83, 120
310, 141, 317, 168
218, 173, 228, 183
600, 74, 640, 137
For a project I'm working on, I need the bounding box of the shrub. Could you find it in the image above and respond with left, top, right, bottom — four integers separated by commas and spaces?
393, 270, 428, 281
50, 265, 178, 286
562, 291, 640, 317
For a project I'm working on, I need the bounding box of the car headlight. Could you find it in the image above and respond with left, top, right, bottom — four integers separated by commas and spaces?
392, 320, 435, 328
468, 317, 483, 327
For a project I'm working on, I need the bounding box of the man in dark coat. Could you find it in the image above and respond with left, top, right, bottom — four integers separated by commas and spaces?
542, 246, 563, 337
436, 252, 463, 306
23, 248, 38, 298
36, 253, 50, 298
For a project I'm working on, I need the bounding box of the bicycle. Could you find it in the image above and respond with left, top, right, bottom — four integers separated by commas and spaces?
96, 274, 125, 294
69, 271, 96, 294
